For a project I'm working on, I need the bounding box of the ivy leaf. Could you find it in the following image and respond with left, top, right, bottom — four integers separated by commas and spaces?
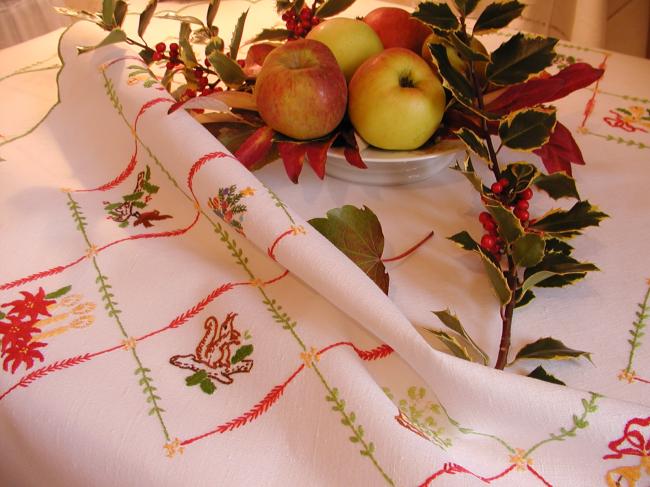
186, 370, 208, 386
309, 206, 389, 294
487, 33, 557, 86
248, 28, 292, 43
486, 204, 524, 244
533, 122, 585, 176
114, 0, 128, 27
479, 248, 511, 305
138, 0, 157, 38
231, 344, 253, 364
473, 0, 524, 33
533, 172, 580, 200
514, 337, 592, 363
453, 0, 480, 17
45, 285, 72, 300
229, 9, 248, 60
412, 2, 459, 31
428, 44, 473, 108
206, 0, 220, 28
432, 309, 489, 364
423, 329, 472, 361
200, 378, 216, 394
208, 48, 246, 88
530, 200, 608, 235
512, 233, 545, 267
77, 29, 128, 54
454, 127, 489, 160
528, 365, 566, 385
499, 108, 556, 151
316, 0, 356, 18
448, 230, 479, 252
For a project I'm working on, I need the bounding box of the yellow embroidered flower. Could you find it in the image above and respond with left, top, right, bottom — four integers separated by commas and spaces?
618, 369, 636, 384
163, 438, 184, 458
249, 278, 264, 288
60, 187, 72, 193
290, 225, 306, 236
240, 186, 256, 197
85, 245, 98, 258
300, 347, 320, 368
509, 448, 533, 471
121, 337, 137, 350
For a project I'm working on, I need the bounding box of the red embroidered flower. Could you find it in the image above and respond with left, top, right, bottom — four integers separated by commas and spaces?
2, 339, 46, 373
1, 287, 54, 322
0, 314, 40, 353
604, 416, 650, 459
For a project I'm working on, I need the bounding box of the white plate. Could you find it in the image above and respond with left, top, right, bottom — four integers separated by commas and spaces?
325, 139, 464, 186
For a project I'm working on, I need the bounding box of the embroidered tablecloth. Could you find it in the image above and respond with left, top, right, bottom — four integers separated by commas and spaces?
1, 1, 650, 485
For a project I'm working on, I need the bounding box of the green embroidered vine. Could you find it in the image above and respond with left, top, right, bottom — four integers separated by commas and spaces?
596, 91, 650, 105
583, 129, 649, 149
624, 283, 650, 376
0, 55, 60, 83
264, 185, 295, 225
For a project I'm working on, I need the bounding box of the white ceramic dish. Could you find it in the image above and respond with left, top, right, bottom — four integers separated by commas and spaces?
325, 139, 464, 186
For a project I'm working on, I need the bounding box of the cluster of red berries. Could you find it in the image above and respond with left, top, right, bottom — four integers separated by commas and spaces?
282, 6, 321, 38
152, 42, 181, 70
479, 212, 503, 256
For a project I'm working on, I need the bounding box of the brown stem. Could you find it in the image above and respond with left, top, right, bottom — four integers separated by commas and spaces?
471, 68, 502, 181
495, 255, 518, 369
382, 231, 434, 263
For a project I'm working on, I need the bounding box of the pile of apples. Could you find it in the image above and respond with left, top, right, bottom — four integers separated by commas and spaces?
254, 7, 448, 151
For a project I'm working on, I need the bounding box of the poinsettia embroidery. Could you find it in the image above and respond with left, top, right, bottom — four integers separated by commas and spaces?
207, 185, 255, 234
103, 165, 172, 228
603, 416, 650, 486
170, 313, 253, 394
604, 106, 650, 133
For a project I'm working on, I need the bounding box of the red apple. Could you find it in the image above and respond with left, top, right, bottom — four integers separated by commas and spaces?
364, 7, 431, 53
255, 39, 347, 140
348, 48, 445, 150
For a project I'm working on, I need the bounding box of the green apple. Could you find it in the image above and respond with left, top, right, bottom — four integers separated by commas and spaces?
306, 18, 383, 82
348, 48, 445, 150
255, 39, 347, 140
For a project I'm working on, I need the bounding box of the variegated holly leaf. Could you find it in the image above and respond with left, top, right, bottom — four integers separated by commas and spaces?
473, 0, 524, 34
206, 0, 220, 28
428, 44, 473, 107
138, 0, 156, 37
502, 162, 539, 194
247, 28, 292, 44
449, 230, 479, 252
316, 0, 356, 18
512, 233, 545, 267
486, 203, 524, 243
102, 0, 116, 27
533, 172, 580, 200
54, 7, 102, 25
432, 309, 489, 364
207, 48, 246, 87
155, 12, 204, 26
424, 329, 472, 361
527, 365, 566, 385
179, 22, 198, 67
309, 206, 389, 294
412, 2, 460, 31
452, 156, 484, 193
453, 0, 480, 17
522, 252, 598, 292
478, 247, 511, 305
498, 108, 556, 151
114, 0, 128, 27
77, 29, 128, 54
229, 9, 249, 60
454, 127, 489, 161
448, 32, 490, 62
487, 33, 557, 86
514, 337, 592, 363
530, 200, 608, 236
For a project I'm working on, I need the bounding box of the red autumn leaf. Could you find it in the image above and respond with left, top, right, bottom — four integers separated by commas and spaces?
277, 142, 308, 183
486, 63, 604, 114
305, 135, 338, 179
235, 125, 275, 169
338, 125, 367, 169
533, 121, 585, 176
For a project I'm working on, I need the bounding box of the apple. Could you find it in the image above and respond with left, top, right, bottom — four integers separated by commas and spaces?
306, 17, 383, 82
348, 48, 445, 150
363, 7, 431, 53
255, 39, 347, 140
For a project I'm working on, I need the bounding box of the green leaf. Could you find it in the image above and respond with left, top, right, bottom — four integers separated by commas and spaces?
123, 191, 144, 202
412, 2, 460, 31
424, 329, 473, 361
102, 0, 116, 27
473, 0, 525, 33
208, 48, 246, 88
229, 9, 248, 60
478, 249, 511, 305
515, 289, 535, 307
533, 172, 580, 200
138, 0, 157, 38
448, 230, 479, 252
453, 156, 484, 193
114, 0, 128, 27
448, 32, 489, 62
545, 238, 573, 255
455, 127, 489, 160
231, 344, 253, 364
428, 44, 473, 107
499, 108, 556, 151
486, 204, 524, 244
453, 0, 480, 16
528, 365, 566, 385
53, 7, 102, 25
200, 378, 217, 394
487, 33, 558, 85
530, 201, 608, 235
504, 162, 539, 194
514, 337, 592, 363
248, 28, 291, 43
512, 233, 545, 267
309, 206, 389, 294
432, 309, 489, 364
45, 285, 72, 300
523, 252, 597, 291
141, 180, 159, 194
316, 0, 356, 17
77, 29, 128, 54
186, 370, 207, 386
0, 311, 4, 320
154, 12, 204, 26
179, 22, 198, 67
206, 0, 221, 28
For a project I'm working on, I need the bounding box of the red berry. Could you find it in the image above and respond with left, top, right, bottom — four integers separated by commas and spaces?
214, 86, 224, 92
301, 18, 311, 28
514, 208, 529, 221
237, 59, 245, 68
311, 16, 321, 25
498, 177, 509, 188
166, 61, 175, 70
483, 220, 497, 233
481, 234, 497, 250
520, 188, 533, 200
516, 199, 529, 210
282, 12, 290, 21
155, 42, 166, 52
300, 7, 311, 20
152, 52, 162, 61
286, 19, 296, 30
295, 24, 304, 35
478, 211, 492, 224
491, 182, 503, 194
204, 58, 211, 67
201, 88, 213, 96
169, 42, 179, 52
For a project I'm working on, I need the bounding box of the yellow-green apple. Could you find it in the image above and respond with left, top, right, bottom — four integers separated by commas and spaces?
306, 17, 383, 82
255, 39, 347, 140
363, 7, 431, 53
348, 48, 445, 150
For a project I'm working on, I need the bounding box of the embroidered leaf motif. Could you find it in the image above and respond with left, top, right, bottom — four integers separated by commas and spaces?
186, 370, 208, 385
412, 2, 459, 31
45, 285, 72, 300
231, 344, 253, 364
513, 337, 592, 363
309, 205, 389, 294
527, 365, 566, 386
200, 378, 216, 394
473, 0, 524, 33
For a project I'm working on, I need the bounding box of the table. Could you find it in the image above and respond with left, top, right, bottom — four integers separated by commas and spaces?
1, 1, 650, 485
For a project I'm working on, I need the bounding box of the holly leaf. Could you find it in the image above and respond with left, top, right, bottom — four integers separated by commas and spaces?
412, 2, 460, 31
528, 365, 566, 385
309, 206, 389, 294
428, 44, 473, 108
54, 7, 102, 25
102, 0, 116, 27
423, 329, 472, 361
521, 253, 598, 294
432, 309, 489, 364
454, 127, 489, 160
448, 230, 479, 252
114, 0, 128, 27
533, 172, 580, 200
206, 0, 220, 28
486, 203, 524, 243
448, 32, 490, 62
533, 122, 585, 176
154, 12, 204, 26
479, 248, 511, 305
530, 200, 608, 235
512, 233, 545, 267
178, 22, 198, 68
235, 126, 276, 170
503, 162, 539, 194
316, 0, 356, 18
453, 156, 484, 193
137, 0, 156, 37
487, 33, 557, 86
248, 28, 292, 43
453, 0, 480, 16
207, 48, 246, 88
499, 108, 556, 151
229, 9, 248, 60
514, 337, 592, 363
45, 285, 72, 300
473, 0, 524, 33
200, 378, 216, 394
186, 370, 208, 386
77, 29, 128, 54
231, 344, 253, 364
515, 289, 535, 308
